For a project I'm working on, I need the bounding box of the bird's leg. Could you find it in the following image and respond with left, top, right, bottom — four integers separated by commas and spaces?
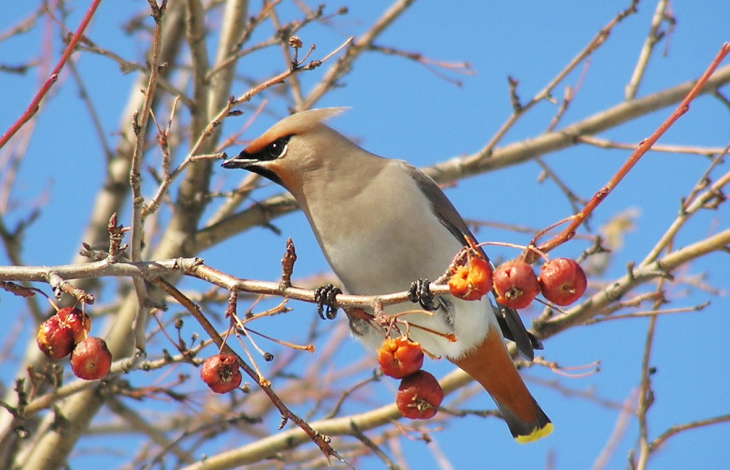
314, 284, 341, 320
408, 279, 437, 311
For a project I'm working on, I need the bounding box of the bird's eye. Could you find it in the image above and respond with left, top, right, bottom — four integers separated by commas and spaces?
266, 137, 290, 160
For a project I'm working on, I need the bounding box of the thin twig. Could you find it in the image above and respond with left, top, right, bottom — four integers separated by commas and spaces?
648, 414, 730, 453
0, 0, 104, 150
128, 0, 168, 353
625, 0, 671, 100
633, 275, 666, 470
578, 135, 729, 156
587, 301, 710, 324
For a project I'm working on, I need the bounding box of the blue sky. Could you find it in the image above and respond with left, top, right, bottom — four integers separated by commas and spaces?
1, 1, 729, 469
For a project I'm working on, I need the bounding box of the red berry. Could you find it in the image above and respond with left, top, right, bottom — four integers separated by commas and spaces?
37, 316, 75, 359
538, 258, 587, 306
448, 253, 493, 301
200, 354, 242, 394
57, 307, 91, 343
70, 337, 112, 380
377, 336, 424, 379
396, 370, 444, 420
493, 259, 540, 309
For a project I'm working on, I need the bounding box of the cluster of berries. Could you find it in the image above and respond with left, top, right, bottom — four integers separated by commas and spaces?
379, 254, 587, 421
449, 253, 587, 309
377, 336, 442, 419
37, 307, 112, 380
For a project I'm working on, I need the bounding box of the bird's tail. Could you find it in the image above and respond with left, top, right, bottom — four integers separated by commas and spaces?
450, 325, 553, 443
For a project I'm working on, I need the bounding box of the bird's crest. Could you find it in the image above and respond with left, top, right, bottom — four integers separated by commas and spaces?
245, 108, 348, 154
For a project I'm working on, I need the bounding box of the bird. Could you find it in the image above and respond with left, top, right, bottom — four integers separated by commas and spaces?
222, 108, 552, 443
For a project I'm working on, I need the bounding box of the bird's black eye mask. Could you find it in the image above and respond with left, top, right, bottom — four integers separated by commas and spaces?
257, 135, 291, 161
221, 135, 292, 186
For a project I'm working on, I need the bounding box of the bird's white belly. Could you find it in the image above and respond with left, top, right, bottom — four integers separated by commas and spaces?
322, 217, 494, 360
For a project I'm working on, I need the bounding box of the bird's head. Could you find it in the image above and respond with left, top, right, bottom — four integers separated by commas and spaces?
222, 108, 349, 191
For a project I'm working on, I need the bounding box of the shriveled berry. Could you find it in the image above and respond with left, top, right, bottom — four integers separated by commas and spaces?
493, 259, 540, 309
57, 307, 91, 343
70, 337, 112, 380
200, 354, 242, 394
396, 370, 444, 420
539, 258, 587, 306
377, 336, 424, 379
37, 316, 75, 359
448, 253, 493, 301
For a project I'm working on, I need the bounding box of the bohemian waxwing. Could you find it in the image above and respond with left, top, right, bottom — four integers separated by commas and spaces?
222, 108, 552, 442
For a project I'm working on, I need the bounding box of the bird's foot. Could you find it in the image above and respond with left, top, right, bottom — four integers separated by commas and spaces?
314, 284, 341, 320
408, 279, 437, 311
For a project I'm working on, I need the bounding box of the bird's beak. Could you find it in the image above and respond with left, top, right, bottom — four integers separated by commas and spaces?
221, 152, 258, 169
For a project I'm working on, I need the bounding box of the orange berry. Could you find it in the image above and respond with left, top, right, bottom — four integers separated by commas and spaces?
448, 252, 493, 301
37, 315, 75, 359
70, 337, 112, 380
200, 354, 242, 394
377, 336, 424, 379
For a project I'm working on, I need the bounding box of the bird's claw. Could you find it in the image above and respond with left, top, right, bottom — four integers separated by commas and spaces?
408, 279, 436, 311
314, 284, 341, 320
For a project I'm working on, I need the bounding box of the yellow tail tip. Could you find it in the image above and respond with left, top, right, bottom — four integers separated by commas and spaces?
515, 423, 554, 444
